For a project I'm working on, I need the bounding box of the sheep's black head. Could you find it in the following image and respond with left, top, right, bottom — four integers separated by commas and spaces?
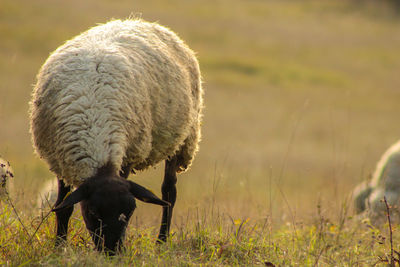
52, 166, 169, 254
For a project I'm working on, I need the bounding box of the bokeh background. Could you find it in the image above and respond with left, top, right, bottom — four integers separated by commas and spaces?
1, 0, 400, 227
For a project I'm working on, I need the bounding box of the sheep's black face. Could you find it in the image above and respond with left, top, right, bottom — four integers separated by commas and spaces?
52, 166, 169, 255
80, 178, 136, 254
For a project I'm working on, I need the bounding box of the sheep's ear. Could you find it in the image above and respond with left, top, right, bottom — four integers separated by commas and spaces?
128, 181, 170, 206
52, 184, 89, 212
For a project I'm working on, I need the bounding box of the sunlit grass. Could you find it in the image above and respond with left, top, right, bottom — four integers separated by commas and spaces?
0, 194, 399, 265
1, 0, 400, 265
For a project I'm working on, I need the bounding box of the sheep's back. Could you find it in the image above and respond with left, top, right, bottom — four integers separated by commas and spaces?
370, 141, 400, 190
30, 19, 202, 185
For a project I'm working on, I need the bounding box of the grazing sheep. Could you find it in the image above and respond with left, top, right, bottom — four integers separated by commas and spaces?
30, 19, 203, 254
353, 140, 400, 224
0, 157, 13, 197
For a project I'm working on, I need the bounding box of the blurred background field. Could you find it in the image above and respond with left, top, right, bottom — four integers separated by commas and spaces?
1, 0, 400, 231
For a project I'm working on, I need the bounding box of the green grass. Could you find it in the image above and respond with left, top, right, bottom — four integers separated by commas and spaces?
0, 196, 399, 266
1, 0, 400, 265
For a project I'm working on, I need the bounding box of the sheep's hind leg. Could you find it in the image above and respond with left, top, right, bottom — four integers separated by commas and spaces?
54, 179, 74, 247
157, 155, 178, 243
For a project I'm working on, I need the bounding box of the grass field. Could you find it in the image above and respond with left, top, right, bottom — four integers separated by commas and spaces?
1, 0, 400, 265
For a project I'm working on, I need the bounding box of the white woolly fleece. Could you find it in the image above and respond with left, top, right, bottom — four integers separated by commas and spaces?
353, 140, 400, 224
30, 19, 203, 186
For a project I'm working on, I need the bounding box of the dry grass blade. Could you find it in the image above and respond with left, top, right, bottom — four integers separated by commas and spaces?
383, 196, 395, 267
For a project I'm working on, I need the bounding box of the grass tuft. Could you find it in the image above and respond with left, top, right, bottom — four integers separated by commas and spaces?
0, 193, 399, 265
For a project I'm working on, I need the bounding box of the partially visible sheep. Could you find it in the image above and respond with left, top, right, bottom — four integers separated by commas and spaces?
30, 19, 203, 253
37, 178, 58, 210
0, 157, 13, 197
353, 140, 400, 224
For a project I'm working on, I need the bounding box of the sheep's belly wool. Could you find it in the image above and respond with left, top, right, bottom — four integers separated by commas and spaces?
30, 19, 203, 186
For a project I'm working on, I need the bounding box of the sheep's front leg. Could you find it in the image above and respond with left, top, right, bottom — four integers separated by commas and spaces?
54, 179, 74, 246
157, 156, 178, 243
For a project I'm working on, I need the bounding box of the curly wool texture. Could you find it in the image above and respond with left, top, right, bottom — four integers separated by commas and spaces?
30, 19, 203, 186
353, 140, 400, 224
